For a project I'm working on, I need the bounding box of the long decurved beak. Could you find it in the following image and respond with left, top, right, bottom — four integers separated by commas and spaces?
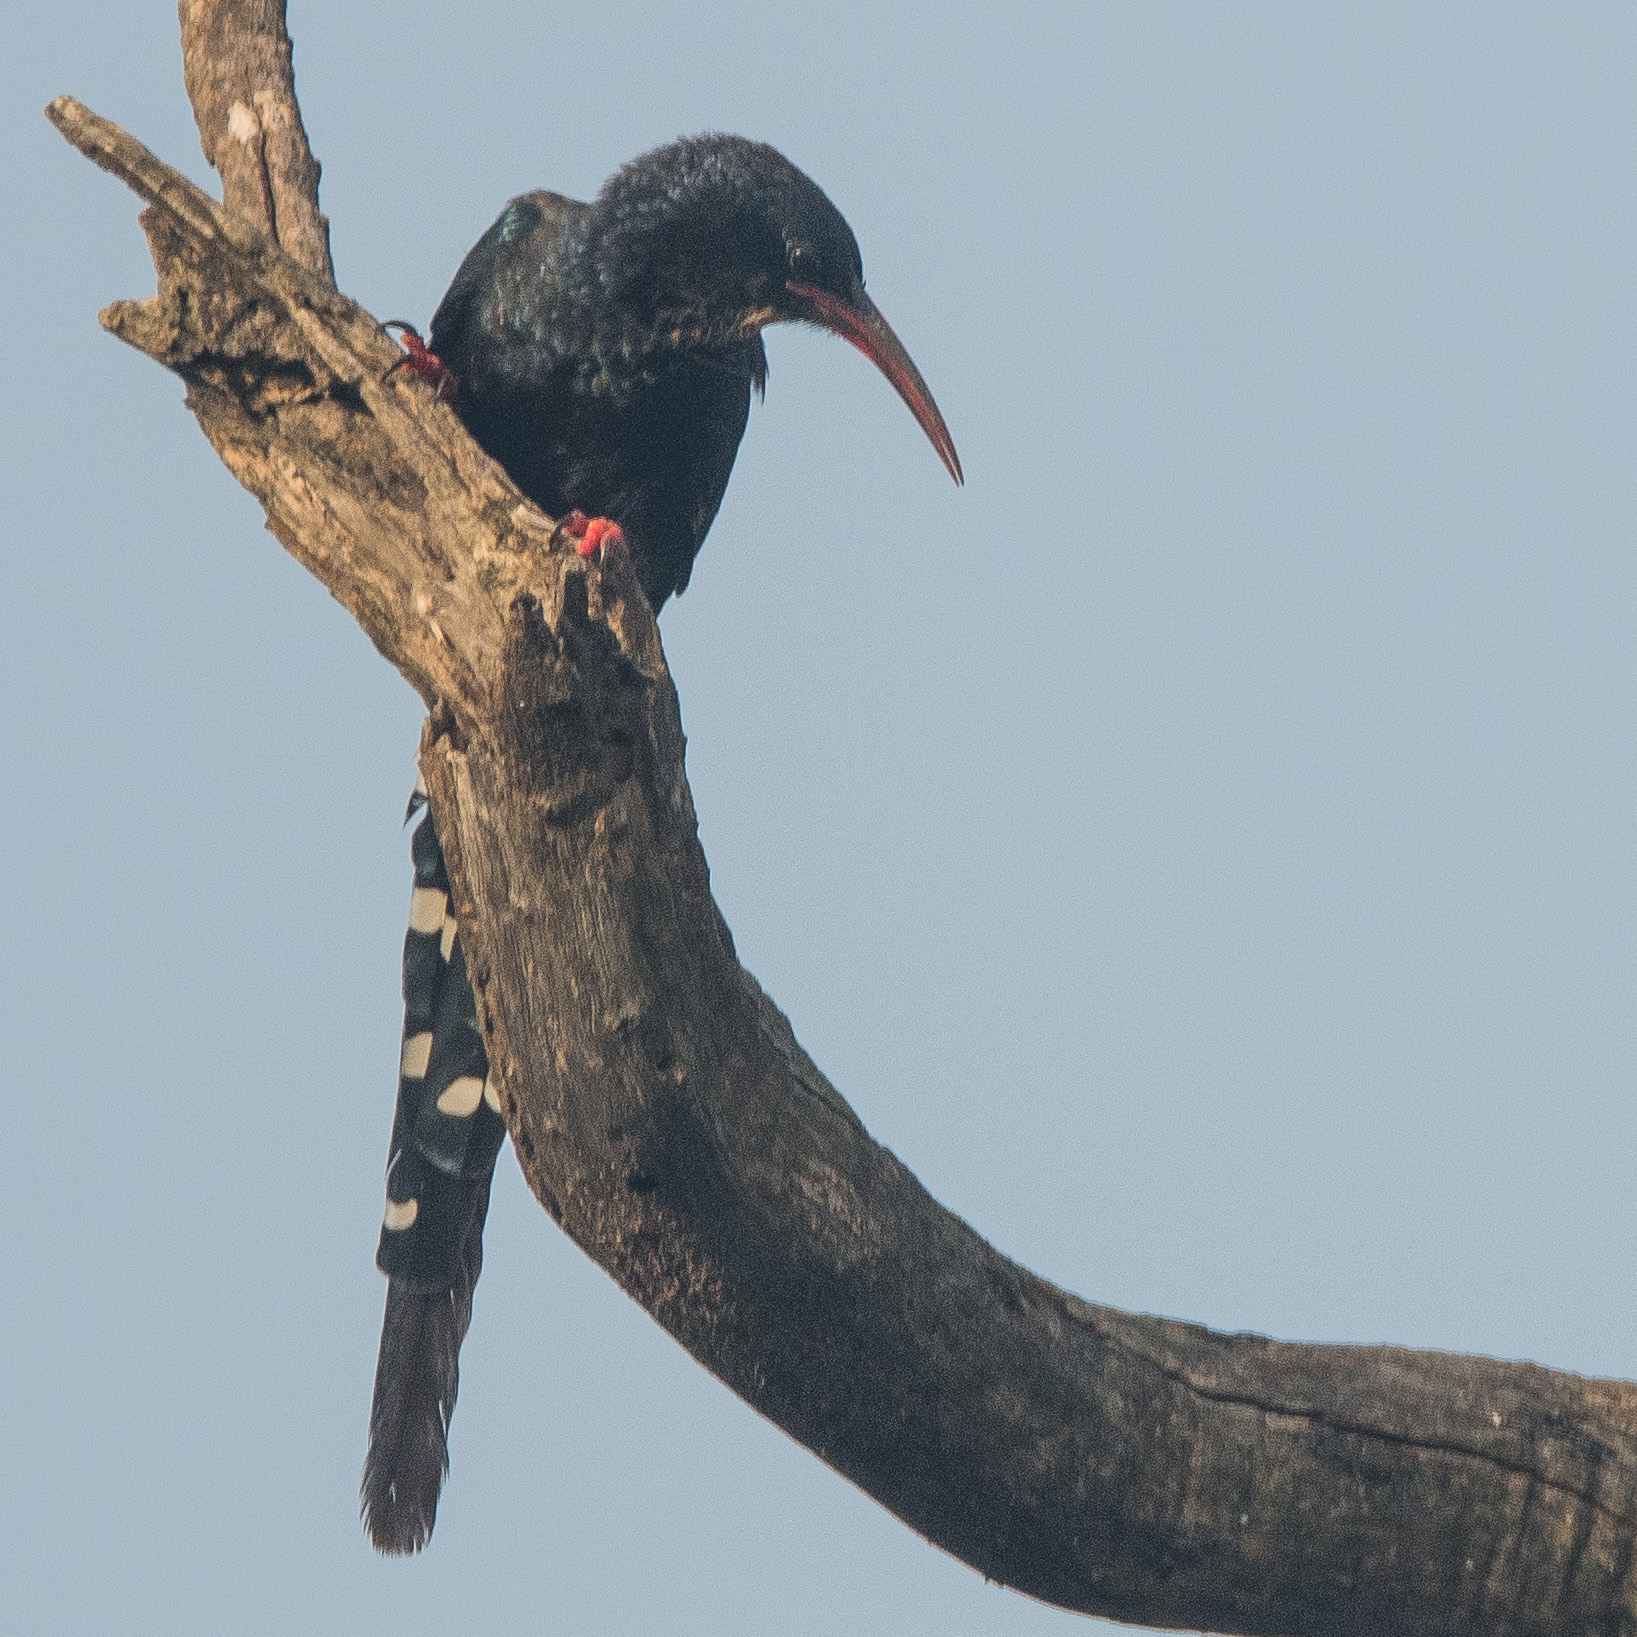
786, 280, 963, 485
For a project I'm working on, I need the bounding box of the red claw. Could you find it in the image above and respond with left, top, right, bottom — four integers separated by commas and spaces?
555, 509, 627, 562
384, 321, 459, 405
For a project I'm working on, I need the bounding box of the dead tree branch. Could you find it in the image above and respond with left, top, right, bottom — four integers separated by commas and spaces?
48, 90, 1637, 1637
177, 0, 333, 285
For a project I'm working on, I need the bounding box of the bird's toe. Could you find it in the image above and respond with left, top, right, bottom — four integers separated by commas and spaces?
384, 321, 459, 404
554, 509, 627, 564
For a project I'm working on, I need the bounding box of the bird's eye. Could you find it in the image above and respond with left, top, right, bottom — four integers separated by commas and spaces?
787, 243, 815, 277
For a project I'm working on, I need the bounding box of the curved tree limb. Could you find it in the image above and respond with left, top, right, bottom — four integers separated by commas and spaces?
48, 93, 1637, 1637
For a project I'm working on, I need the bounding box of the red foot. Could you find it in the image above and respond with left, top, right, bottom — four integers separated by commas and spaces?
554, 509, 627, 562
384, 321, 458, 405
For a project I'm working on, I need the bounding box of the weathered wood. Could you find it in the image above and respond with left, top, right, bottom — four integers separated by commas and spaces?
178, 0, 333, 284
48, 93, 1637, 1636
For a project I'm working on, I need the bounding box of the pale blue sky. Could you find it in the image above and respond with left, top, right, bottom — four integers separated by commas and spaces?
8, 5, 1637, 1633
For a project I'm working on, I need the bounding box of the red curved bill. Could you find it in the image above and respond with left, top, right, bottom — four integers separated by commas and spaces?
787, 280, 963, 485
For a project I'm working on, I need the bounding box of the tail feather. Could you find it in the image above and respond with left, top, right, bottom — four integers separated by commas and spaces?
362, 790, 508, 1555
362, 1179, 491, 1555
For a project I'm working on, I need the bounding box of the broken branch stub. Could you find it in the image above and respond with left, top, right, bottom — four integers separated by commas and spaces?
178, 0, 335, 283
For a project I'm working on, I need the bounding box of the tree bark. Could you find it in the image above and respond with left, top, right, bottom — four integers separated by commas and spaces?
48, 90, 1637, 1637
177, 0, 333, 285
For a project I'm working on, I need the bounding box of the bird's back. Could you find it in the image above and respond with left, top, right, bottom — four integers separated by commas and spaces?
430, 190, 762, 608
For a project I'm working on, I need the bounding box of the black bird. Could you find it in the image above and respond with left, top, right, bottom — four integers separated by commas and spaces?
363, 133, 960, 1556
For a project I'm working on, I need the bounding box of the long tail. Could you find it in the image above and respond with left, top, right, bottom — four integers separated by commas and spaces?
362, 1185, 490, 1553
362, 788, 508, 1555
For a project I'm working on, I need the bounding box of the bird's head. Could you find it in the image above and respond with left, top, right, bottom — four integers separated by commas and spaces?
589, 134, 962, 484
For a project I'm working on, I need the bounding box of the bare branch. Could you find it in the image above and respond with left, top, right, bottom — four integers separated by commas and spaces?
177, 0, 334, 285
49, 94, 1637, 1637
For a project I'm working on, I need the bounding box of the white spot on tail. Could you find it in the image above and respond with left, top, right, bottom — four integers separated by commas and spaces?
440, 916, 458, 962
408, 886, 447, 935
437, 1076, 484, 1117
383, 1196, 419, 1232
226, 100, 261, 144
400, 1032, 433, 1079
483, 1076, 502, 1114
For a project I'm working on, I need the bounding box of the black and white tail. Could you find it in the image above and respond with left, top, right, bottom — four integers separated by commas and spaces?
362, 780, 509, 1554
